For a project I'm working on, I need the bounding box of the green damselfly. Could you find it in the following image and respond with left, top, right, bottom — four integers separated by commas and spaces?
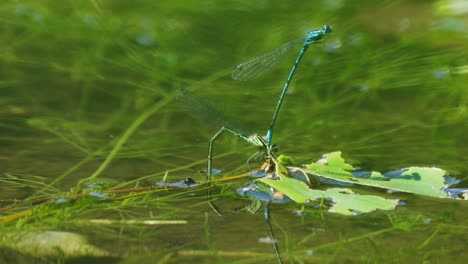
177, 25, 332, 264
177, 24, 332, 184
233, 25, 332, 146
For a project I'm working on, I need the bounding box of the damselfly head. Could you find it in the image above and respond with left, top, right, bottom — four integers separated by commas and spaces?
323, 25, 332, 34
306, 25, 332, 44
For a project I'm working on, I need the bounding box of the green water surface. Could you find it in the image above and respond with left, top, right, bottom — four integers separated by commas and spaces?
1, 1, 467, 263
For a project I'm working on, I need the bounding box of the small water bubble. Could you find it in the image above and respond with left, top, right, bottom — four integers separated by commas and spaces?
32, 12, 44, 23
208, 168, 221, 175
87, 183, 104, 189
135, 34, 156, 47
160, 53, 176, 64
89, 192, 108, 199
14, 4, 29, 16
434, 68, 450, 79
359, 84, 370, 92
55, 197, 68, 204
82, 13, 98, 25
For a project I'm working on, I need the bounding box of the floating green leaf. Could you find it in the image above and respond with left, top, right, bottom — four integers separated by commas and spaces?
258, 172, 311, 204
257, 160, 399, 215
304, 152, 459, 198
311, 188, 399, 215
277, 154, 294, 166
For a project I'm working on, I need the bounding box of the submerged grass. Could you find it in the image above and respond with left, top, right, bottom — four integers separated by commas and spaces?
0, 168, 467, 262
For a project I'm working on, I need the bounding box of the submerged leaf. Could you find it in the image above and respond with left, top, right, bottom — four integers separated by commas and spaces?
1, 230, 114, 258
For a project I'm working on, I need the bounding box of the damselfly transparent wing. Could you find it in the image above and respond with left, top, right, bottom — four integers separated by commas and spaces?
231, 38, 303, 81
175, 88, 250, 135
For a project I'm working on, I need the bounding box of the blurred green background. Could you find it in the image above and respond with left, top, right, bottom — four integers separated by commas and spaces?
0, 0, 467, 263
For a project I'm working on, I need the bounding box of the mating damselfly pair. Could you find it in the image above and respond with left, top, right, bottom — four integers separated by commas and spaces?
176, 24, 332, 264
177, 24, 332, 179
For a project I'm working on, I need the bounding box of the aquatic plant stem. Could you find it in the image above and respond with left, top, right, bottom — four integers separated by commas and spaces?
265, 201, 283, 264
86, 95, 174, 182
